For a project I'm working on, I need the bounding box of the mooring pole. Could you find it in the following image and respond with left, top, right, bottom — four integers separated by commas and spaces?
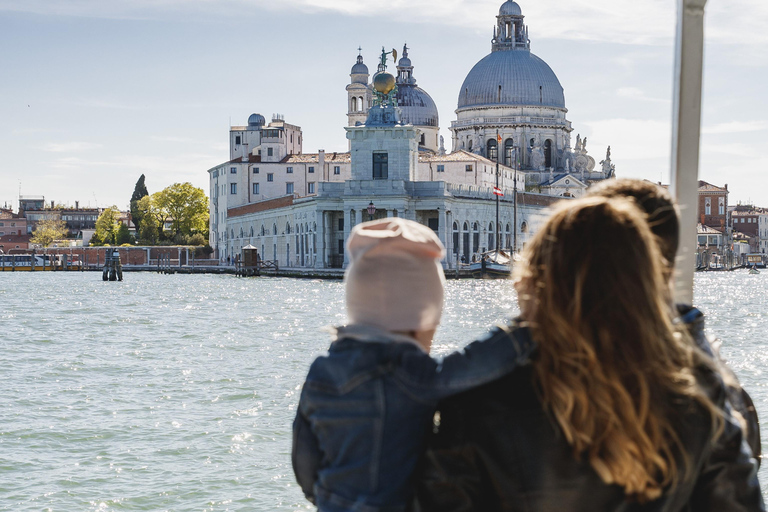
671, 0, 707, 305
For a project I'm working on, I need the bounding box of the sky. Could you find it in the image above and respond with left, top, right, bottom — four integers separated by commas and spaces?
1, 0, 767, 211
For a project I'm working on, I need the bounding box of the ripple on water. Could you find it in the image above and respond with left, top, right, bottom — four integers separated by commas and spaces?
2, 272, 767, 509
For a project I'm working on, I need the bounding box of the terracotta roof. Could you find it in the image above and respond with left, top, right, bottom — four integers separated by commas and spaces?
227, 155, 262, 164
0, 234, 31, 244
280, 152, 351, 164
697, 223, 722, 234
698, 180, 727, 193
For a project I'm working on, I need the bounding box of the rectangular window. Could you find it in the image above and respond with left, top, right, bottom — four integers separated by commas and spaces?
0, 222, 3, 227
230, 183, 237, 194
334, 166, 340, 175
705, 197, 711, 215
428, 218, 439, 231
230, 167, 237, 174
253, 167, 259, 174
437, 165, 445, 172
308, 166, 315, 173
286, 182, 294, 195
267, 147, 273, 157
235, 135, 241, 145
373, 152, 388, 179
338, 218, 344, 231
287, 166, 293, 173
719, 197, 725, 215
253, 183, 260, 195
466, 164, 473, 172
267, 173, 274, 182
307, 182, 315, 194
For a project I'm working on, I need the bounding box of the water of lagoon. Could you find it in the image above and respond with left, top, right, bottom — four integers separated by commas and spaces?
1, 271, 765, 511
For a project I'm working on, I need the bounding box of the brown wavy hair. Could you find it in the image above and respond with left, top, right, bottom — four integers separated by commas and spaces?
514, 196, 722, 502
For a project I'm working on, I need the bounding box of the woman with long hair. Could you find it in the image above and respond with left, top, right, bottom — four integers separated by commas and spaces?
416, 196, 763, 511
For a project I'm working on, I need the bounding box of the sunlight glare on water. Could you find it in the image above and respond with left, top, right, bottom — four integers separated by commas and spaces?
0, 271, 766, 510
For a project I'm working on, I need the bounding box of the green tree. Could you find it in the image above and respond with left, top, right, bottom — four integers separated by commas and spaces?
130, 174, 149, 232
153, 182, 209, 238
138, 219, 159, 245
115, 223, 134, 245
30, 219, 68, 247
93, 206, 121, 246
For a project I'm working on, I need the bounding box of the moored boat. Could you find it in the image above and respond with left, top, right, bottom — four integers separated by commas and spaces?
469, 249, 512, 279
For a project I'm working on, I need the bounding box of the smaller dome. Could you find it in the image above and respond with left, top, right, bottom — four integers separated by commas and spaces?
248, 113, 265, 127
351, 62, 368, 75
499, 0, 522, 16
398, 56, 412, 68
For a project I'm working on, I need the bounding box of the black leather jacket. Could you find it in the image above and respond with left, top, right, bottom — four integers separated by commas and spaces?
415, 327, 764, 512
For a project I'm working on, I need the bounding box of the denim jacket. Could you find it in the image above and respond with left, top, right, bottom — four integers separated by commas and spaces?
292, 323, 535, 512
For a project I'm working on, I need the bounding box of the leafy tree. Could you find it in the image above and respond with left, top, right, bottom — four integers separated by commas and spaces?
93, 206, 121, 246
30, 219, 68, 247
153, 182, 209, 238
138, 215, 159, 245
115, 223, 134, 245
130, 174, 149, 232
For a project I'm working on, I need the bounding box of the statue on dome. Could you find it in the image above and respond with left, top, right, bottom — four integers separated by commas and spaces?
600, 146, 615, 176
574, 134, 582, 152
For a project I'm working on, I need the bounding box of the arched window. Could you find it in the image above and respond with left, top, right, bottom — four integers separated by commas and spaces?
462, 222, 470, 263
358, 96, 364, 112
488, 222, 495, 250
273, 224, 277, 235
544, 139, 552, 168
351, 97, 358, 112
505, 223, 511, 249
530, 138, 535, 148
486, 139, 498, 161
260, 225, 265, 236
521, 221, 528, 233
239, 228, 243, 238
452, 222, 459, 256
468, 139, 473, 152
473, 222, 480, 254
250, 226, 254, 237
504, 138, 515, 167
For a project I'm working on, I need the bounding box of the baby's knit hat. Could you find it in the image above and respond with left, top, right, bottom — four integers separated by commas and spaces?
345, 217, 446, 332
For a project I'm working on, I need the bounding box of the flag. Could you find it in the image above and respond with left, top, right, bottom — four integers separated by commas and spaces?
493, 186, 504, 196
497, 133, 502, 142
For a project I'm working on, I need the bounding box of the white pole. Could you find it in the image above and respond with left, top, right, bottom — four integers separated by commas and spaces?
670, 0, 707, 305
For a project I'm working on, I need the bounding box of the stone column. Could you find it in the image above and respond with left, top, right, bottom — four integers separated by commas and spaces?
355, 209, 362, 226
436, 207, 447, 261
343, 209, 354, 266
444, 209, 452, 269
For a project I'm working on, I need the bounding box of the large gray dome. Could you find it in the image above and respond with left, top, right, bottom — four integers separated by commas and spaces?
396, 85, 438, 127
457, 50, 565, 110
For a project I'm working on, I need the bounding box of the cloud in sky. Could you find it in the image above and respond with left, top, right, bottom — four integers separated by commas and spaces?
616, 87, 669, 104
702, 120, 768, 135
44, 142, 103, 152
2, 0, 766, 46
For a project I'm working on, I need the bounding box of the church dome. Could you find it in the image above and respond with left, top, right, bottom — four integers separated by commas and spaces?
398, 56, 412, 68
499, 0, 522, 16
396, 85, 439, 127
351, 61, 368, 75
457, 50, 565, 110
247, 113, 266, 128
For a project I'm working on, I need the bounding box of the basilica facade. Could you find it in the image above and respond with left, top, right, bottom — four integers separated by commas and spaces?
207, 0, 615, 268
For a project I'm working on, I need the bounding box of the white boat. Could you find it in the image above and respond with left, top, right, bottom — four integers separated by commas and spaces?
469, 249, 512, 279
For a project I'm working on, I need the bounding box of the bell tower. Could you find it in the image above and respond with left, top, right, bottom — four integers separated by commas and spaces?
347, 48, 372, 130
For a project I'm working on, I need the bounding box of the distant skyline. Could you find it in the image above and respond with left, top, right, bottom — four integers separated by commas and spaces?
1, 0, 766, 210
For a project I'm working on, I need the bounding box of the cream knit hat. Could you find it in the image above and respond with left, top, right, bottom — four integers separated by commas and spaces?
344, 217, 446, 332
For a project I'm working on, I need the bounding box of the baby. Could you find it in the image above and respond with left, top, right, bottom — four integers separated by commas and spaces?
292, 218, 534, 512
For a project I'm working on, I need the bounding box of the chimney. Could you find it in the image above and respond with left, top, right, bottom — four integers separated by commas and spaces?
318, 149, 326, 179
75, 201, 79, 209
51, 200, 54, 208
